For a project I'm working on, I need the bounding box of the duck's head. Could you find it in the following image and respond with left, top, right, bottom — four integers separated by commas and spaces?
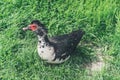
23, 20, 47, 36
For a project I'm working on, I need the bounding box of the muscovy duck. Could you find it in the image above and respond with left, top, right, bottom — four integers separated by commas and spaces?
23, 20, 84, 64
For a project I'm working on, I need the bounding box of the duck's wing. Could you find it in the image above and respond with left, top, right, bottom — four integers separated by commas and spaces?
49, 34, 69, 43
52, 39, 71, 61
50, 30, 85, 61
49, 29, 85, 44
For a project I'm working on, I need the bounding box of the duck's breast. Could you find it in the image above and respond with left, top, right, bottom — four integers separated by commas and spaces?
37, 43, 55, 61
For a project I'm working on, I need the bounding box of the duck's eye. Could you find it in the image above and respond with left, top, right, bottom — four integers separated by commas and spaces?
32, 25, 36, 28
30, 24, 37, 31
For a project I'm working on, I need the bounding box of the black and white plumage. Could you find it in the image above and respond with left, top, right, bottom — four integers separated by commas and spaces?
23, 20, 85, 64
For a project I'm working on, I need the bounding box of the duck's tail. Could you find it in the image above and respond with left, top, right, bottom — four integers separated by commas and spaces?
68, 29, 85, 53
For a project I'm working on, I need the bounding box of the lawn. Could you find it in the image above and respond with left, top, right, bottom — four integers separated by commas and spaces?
0, 0, 120, 80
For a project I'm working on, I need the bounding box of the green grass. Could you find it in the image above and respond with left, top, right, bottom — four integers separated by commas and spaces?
0, 0, 120, 80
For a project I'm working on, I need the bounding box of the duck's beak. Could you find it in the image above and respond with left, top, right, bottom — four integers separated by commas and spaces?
22, 26, 30, 31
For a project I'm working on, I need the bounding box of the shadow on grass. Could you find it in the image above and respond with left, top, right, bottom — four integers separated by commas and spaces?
68, 45, 97, 69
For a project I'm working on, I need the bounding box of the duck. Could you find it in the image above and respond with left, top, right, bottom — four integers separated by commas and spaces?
23, 20, 85, 64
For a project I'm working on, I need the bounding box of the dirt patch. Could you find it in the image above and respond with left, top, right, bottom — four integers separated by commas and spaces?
86, 48, 105, 73
88, 54, 105, 72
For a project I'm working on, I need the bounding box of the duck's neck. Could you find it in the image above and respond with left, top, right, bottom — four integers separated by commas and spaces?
37, 35, 50, 45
